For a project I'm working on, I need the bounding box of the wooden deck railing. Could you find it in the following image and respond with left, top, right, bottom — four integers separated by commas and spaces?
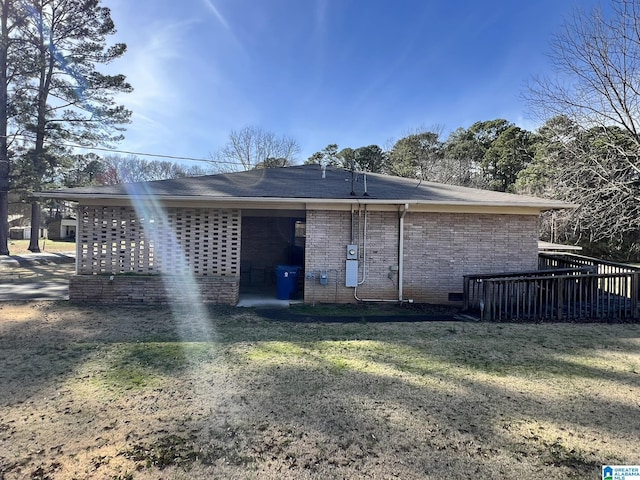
464, 254, 640, 322
539, 252, 640, 275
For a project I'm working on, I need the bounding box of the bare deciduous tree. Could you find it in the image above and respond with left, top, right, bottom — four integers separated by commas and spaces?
213, 126, 300, 171
525, 0, 640, 259
98, 155, 209, 184
528, 0, 640, 141
517, 116, 640, 259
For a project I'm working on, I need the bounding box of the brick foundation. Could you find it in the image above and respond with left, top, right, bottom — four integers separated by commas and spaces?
69, 274, 240, 305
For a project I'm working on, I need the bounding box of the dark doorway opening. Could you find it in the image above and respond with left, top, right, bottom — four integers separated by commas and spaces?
240, 212, 305, 297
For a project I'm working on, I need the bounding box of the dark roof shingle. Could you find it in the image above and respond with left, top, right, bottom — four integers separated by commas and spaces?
41, 164, 573, 209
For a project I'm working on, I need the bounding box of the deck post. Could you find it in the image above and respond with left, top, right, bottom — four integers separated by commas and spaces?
556, 278, 564, 320
481, 281, 491, 321
632, 273, 639, 320
463, 276, 469, 311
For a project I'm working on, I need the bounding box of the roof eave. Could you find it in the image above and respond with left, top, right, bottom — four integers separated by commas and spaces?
38, 192, 576, 210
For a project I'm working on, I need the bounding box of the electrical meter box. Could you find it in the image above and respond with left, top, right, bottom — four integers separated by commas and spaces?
346, 244, 358, 260
345, 260, 358, 287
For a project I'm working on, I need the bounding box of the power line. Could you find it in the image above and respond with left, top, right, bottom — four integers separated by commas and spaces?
63, 142, 240, 165
2, 134, 286, 166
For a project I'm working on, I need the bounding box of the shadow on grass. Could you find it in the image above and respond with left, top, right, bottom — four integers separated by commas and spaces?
1, 302, 639, 478
0, 302, 202, 404
1, 303, 639, 403
198, 361, 609, 478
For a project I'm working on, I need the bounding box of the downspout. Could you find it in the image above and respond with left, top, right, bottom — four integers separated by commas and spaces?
350, 204, 355, 244
358, 204, 367, 285
398, 204, 409, 302
75, 212, 80, 275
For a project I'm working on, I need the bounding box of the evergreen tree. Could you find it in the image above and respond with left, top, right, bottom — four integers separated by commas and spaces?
0, 0, 23, 255
14, 0, 131, 252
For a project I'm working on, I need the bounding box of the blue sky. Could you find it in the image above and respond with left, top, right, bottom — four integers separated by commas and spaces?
102, 0, 600, 165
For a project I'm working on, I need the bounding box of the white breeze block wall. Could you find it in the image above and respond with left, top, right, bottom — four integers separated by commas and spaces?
77, 205, 241, 276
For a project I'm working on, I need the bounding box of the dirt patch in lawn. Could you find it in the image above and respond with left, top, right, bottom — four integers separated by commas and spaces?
1, 302, 639, 479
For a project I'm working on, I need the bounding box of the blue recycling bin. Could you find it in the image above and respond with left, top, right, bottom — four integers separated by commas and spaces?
276, 265, 300, 300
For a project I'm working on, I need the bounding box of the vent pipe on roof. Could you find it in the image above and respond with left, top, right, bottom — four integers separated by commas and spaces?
350, 168, 355, 196
363, 173, 369, 196
321, 165, 326, 179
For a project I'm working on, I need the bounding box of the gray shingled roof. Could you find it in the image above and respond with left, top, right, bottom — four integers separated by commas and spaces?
41, 164, 573, 209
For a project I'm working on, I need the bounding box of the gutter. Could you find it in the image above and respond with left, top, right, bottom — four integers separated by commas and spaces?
35, 192, 577, 210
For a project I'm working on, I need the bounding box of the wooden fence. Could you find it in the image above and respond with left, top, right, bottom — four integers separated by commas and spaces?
463, 254, 640, 322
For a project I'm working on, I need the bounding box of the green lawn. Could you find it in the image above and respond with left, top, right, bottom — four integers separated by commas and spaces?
1, 302, 638, 479
7, 238, 75, 255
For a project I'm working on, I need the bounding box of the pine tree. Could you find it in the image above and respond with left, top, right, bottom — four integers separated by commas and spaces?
14, 0, 132, 252
0, 2, 10, 255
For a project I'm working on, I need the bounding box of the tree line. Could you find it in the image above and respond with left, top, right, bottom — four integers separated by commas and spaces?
226, 0, 640, 261
302, 113, 640, 260
307, 0, 640, 261
304, 119, 532, 193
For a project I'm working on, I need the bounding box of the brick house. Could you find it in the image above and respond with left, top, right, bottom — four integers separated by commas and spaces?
41, 164, 572, 305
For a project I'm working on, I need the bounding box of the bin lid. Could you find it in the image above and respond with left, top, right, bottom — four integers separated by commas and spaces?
276, 265, 301, 271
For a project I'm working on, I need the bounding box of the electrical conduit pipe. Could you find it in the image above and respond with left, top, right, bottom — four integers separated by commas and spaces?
354, 203, 409, 303
398, 203, 408, 302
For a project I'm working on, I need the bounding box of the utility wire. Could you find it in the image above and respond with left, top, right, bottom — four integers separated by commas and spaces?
63, 142, 241, 165
0, 134, 246, 165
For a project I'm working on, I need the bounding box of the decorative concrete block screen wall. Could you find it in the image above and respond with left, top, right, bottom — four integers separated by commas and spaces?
305, 210, 538, 304
72, 205, 241, 304
77, 205, 240, 276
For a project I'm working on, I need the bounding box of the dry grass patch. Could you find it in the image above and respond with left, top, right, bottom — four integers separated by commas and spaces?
0, 242, 75, 284
0, 302, 639, 479
6, 239, 76, 256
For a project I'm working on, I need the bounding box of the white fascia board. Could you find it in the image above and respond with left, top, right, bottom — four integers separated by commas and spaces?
40, 193, 576, 212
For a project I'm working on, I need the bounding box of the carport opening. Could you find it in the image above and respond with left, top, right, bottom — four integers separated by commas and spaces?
240, 212, 305, 299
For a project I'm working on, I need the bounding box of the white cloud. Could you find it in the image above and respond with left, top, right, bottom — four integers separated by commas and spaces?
199, 0, 247, 58
108, 17, 203, 154
121, 20, 196, 107
202, 0, 231, 31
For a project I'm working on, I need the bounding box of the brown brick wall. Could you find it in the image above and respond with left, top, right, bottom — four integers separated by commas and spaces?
304, 210, 401, 303
69, 274, 239, 305
402, 212, 538, 304
304, 210, 353, 303
304, 210, 538, 304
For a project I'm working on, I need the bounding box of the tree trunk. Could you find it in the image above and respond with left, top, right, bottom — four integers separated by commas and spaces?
0, 191, 8, 255
28, 202, 40, 252
0, 0, 10, 256
26, 8, 51, 255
